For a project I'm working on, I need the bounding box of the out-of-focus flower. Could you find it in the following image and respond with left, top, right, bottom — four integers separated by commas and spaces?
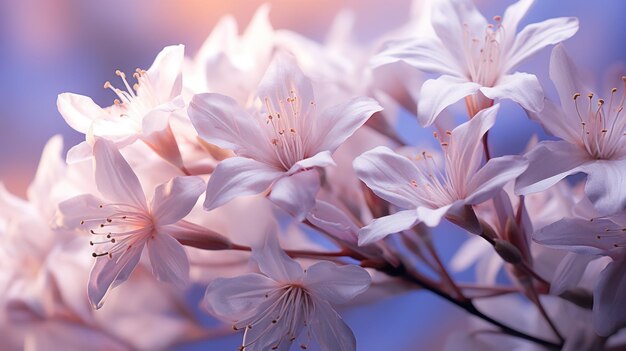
189, 53, 382, 219
204, 235, 371, 351
353, 104, 528, 245
184, 5, 274, 105
57, 45, 187, 169
535, 212, 626, 336
57, 139, 227, 309
517, 44, 626, 215
372, 0, 578, 125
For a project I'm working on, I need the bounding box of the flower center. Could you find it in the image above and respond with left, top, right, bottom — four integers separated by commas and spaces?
463, 16, 505, 87
233, 285, 314, 350
82, 203, 154, 259
407, 145, 461, 208
261, 90, 315, 170
572, 77, 626, 160
103, 69, 159, 124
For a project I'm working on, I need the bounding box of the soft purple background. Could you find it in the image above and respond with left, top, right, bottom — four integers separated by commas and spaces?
1, 0, 624, 349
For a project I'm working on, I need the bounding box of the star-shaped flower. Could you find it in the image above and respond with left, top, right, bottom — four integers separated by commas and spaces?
189, 53, 382, 219
372, 0, 578, 125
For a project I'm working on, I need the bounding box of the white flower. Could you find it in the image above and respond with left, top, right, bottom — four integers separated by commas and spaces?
204, 235, 371, 351
372, 0, 578, 125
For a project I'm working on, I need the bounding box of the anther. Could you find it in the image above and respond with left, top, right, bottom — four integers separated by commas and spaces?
573, 93, 581, 100
104, 81, 112, 89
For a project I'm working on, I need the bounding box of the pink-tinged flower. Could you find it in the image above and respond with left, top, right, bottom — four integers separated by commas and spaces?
189, 53, 382, 219
184, 5, 274, 104
534, 212, 626, 336
372, 0, 578, 125
57, 139, 227, 309
353, 104, 528, 245
516, 44, 626, 215
204, 235, 371, 351
57, 45, 187, 168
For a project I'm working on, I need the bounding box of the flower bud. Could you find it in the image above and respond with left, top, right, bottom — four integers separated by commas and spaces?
494, 239, 523, 264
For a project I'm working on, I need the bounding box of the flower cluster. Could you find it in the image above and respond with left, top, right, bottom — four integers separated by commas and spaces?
2, 0, 625, 350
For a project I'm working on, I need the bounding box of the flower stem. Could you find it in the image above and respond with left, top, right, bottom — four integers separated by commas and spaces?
370, 261, 563, 350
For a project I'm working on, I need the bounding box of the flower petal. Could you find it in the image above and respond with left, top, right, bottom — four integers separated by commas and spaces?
594, 255, 626, 336
253, 233, 304, 282
304, 261, 371, 304
549, 44, 593, 120
55, 194, 111, 230
141, 107, 184, 168
27, 135, 66, 211
147, 233, 190, 287
66, 140, 94, 164
528, 99, 580, 144
92, 139, 147, 209
257, 52, 315, 129
311, 299, 357, 351
416, 203, 454, 227
501, 0, 535, 49
447, 104, 498, 178
479, 72, 544, 113
430, 0, 487, 70
203, 157, 283, 211
88, 245, 143, 309
56, 93, 106, 133
533, 217, 619, 254
370, 38, 463, 77
204, 273, 278, 321
188, 93, 269, 158
268, 169, 321, 220
550, 252, 595, 295
505, 17, 579, 72
306, 200, 359, 244
310, 97, 383, 154
353, 146, 422, 209
580, 159, 626, 215
144, 44, 184, 102
466, 155, 529, 205
515, 140, 589, 195
417, 75, 481, 126
151, 176, 205, 225
287, 150, 336, 175
358, 210, 419, 246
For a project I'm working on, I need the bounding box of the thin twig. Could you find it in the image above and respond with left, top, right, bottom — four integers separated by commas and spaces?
371, 261, 562, 350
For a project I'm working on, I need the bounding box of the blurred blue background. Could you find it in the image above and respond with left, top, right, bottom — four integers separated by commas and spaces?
1, 0, 624, 349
